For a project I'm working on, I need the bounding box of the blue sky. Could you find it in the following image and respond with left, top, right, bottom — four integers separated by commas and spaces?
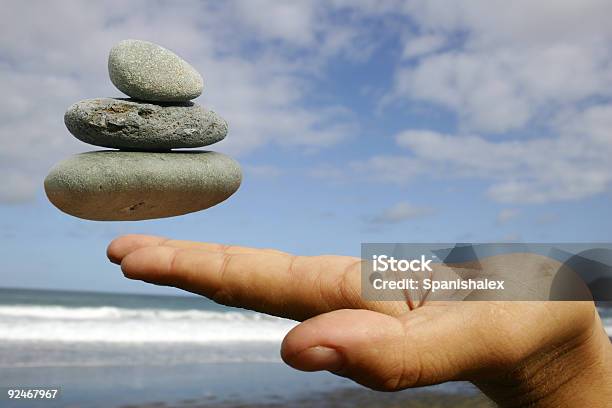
1, 0, 612, 294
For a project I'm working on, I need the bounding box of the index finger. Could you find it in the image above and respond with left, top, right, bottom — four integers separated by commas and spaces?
110, 236, 399, 321
106, 234, 284, 263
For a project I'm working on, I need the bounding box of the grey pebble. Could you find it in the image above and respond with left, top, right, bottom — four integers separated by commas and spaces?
108, 39, 203, 102
64, 98, 228, 150
44, 151, 242, 221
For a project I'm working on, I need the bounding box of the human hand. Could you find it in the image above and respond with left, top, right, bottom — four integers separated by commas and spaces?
107, 235, 612, 407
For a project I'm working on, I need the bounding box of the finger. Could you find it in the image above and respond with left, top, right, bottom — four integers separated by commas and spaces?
107, 234, 166, 263
280, 307, 504, 391
107, 234, 283, 264
120, 245, 368, 320
281, 309, 410, 390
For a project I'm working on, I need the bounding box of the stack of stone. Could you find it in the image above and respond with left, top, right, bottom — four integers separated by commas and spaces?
44, 40, 242, 221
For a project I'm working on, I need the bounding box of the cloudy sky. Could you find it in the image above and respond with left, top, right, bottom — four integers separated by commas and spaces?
1, 0, 611, 294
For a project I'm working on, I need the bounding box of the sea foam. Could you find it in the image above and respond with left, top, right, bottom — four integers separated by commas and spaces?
1, 304, 610, 344
0, 305, 296, 343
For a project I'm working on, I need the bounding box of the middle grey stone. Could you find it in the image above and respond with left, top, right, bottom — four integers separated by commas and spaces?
64, 98, 228, 150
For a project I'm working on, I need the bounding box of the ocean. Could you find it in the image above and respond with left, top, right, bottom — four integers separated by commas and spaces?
0, 287, 610, 407
0, 287, 358, 407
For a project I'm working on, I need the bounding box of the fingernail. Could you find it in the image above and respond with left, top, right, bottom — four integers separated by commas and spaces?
291, 346, 344, 372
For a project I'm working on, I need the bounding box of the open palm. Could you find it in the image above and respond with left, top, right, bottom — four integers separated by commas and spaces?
107, 235, 611, 407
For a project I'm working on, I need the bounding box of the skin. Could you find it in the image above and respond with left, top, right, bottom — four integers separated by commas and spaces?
107, 234, 612, 407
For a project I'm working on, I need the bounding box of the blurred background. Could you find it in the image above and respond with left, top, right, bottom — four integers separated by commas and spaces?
1, 1, 611, 407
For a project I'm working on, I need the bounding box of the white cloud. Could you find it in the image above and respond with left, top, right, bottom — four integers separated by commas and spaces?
231, 0, 317, 46
3, 1, 612, 206
557, 104, 612, 144
375, 1, 612, 204
402, 0, 612, 47
316, 107, 612, 203
392, 45, 612, 134
388, 0, 612, 133
401, 34, 446, 59
0, 0, 360, 203
369, 202, 433, 224
358, 123, 612, 204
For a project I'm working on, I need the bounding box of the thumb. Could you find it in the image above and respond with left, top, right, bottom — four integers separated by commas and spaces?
280, 308, 489, 391
281, 309, 419, 391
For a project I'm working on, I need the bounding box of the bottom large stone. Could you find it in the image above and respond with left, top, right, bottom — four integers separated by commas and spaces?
44, 151, 242, 221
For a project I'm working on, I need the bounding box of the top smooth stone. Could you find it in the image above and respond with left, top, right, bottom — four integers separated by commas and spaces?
108, 39, 204, 102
